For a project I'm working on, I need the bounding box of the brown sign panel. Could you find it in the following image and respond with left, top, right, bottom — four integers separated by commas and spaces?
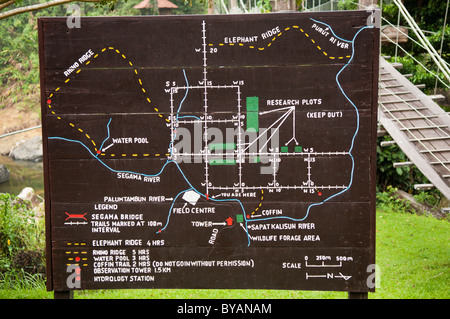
39, 11, 379, 292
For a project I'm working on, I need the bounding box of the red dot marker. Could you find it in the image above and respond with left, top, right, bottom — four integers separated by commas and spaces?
97, 150, 101, 154
75, 256, 80, 262
318, 192, 322, 196
47, 99, 51, 104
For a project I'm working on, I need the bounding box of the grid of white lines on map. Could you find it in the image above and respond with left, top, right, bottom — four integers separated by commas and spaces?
167, 20, 351, 193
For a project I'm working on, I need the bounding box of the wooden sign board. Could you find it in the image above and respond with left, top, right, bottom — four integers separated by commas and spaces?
39, 11, 379, 293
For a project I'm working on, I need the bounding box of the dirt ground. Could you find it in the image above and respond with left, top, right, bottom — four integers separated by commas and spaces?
0, 102, 42, 156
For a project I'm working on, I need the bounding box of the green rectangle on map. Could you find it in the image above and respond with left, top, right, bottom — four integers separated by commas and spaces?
246, 97, 259, 132
209, 159, 236, 165
209, 143, 236, 151
246, 96, 259, 111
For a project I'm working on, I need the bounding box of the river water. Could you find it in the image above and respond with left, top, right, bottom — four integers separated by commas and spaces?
0, 155, 44, 197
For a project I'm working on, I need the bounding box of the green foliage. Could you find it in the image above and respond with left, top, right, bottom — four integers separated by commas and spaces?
413, 189, 441, 208
377, 185, 445, 222
381, 2, 398, 22
377, 136, 430, 192
96, 0, 126, 11
403, 0, 449, 31
0, 193, 45, 275
383, 1, 449, 32
385, 49, 448, 94
427, 25, 450, 67
172, 0, 207, 14
256, 0, 271, 13
0, 268, 46, 290
336, 0, 357, 11
0, 10, 39, 96
381, 1, 450, 92
376, 186, 412, 213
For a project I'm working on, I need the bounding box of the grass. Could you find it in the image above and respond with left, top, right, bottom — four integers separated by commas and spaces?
0, 205, 449, 299
374, 209, 449, 298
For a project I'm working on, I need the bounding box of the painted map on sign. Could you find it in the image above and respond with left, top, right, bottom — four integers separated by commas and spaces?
39, 11, 379, 292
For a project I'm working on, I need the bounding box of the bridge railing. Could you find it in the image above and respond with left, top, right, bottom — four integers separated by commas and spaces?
302, 0, 450, 93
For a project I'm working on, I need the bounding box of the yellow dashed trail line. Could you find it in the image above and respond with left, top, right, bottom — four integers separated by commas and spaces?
251, 189, 264, 215
47, 46, 170, 155
48, 27, 348, 157
209, 25, 351, 60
